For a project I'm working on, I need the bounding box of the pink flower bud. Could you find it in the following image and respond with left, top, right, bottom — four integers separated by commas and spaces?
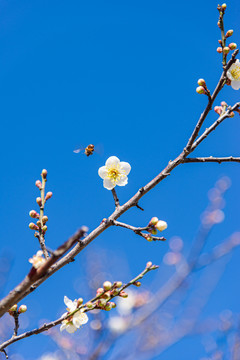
114, 281, 122, 288
109, 302, 116, 308
29, 223, 39, 231
217, 21, 221, 28
197, 78, 206, 87
97, 299, 107, 308
229, 43, 237, 50
145, 234, 153, 242
221, 101, 227, 107
96, 288, 104, 295
36, 197, 42, 206
196, 86, 205, 94
45, 192, 53, 201
35, 180, 42, 189
29, 210, 39, 218
103, 281, 112, 291
217, 47, 223, 53
36, 220, 41, 227
133, 281, 141, 287
86, 301, 94, 309
104, 302, 113, 311
218, 40, 222, 45
119, 291, 128, 298
214, 106, 222, 115
221, 3, 227, 10
42, 215, 48, 224
146, 261, 152, 268
18, 305, 27, 314
41, 169, 48, 178
229, 112, 235, 118
223, 47, 230, 54
42, 225, 48, 233
102, 291, 111, 300
225, 29, 233, 38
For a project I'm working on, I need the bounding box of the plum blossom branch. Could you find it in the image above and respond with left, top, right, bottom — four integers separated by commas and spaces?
184, 156, 240, 164
111, 188, 120, 208
112, 220, 166, 242
0, 262, 158, 352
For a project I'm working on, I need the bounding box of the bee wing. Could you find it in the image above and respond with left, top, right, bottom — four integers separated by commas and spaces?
73, 145, 85, 154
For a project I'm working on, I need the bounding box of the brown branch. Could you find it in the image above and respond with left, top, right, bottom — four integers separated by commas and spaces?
111, 188, 120, 207
112, 220, 166, 242
184, 156, 240, 164
0, 227, 88, 318
0, 56, 239, 320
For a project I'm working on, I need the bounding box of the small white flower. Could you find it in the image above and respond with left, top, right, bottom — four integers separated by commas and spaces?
227, 59, 240, 90
98, 156, 131, 190
60, 296, 88, 333
29, 250, 46, 269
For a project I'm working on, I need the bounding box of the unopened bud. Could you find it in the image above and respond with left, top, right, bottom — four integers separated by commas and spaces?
18, 305, 27, 314
101, 218, 107, 224
155, 220, 168, 231
86, 301, 94, 309
29, 210, 39, 218
214, 106, 222, 115
114, 281, 122, 288
119, 291, 128, 298
36, 197, 42, 206
221, 3, 227, 10
97, 299, 107, 308
221, 101, 227, 107
149, 217, 158, 226
197, 78, 206, 87
146, 261, 152, 268
109, 302, 116, 308
9, 304, 18, 313
103, 281, 112, 291
102, 291, 111, 300
217, 21, 221, 28
223, 47, 230, 54
36, 220, 41, 227
77, 298, 83, 306
35, 180, 42, 189
218, 40, 222, 45
42, 225, 48, 232
45, 192, 53, 201
217, 47, 223, 53
104, 302, 113, 311
96, 288, 104, 295
111, 289, 120, 296
145, 234, 153, 242
229, 43, 237, 50
229, 112, 235, 118
133, 281, 141, 287
225, 29, 233, 38
29, 222, 39, 231
150, 228, 157, 235
42, 215, 48, 224
196, 86, 205, 94
41, 169, 48, 178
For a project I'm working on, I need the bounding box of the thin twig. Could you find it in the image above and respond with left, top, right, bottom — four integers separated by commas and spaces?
184, 156, 240, 164
112, 221, 166, 242
0, 264, 158, 352
111, 188, 120, 207
13, 312, 19, 336
0, 349, 8, 359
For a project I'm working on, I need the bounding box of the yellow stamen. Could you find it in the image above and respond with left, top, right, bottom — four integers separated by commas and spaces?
230, 65, 240, 80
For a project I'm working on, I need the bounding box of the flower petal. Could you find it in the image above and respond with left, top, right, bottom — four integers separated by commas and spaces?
60, 323, 67, 332
98, 166, 107, 179
66, 324, 77, 333
73, 311, 89, 328
120, 162, 131, 175
231, 80, 240, 90
103, 178, 115, 190
106, 156, 120, 168
116, 176, 128, 186
64, 296, 74, 309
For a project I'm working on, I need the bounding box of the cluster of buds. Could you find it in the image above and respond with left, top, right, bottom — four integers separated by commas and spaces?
8, 304, 27, 316
196, 78, 209, 95
216, 4, 237, 55
93, 281, 126, 311
29, 169, 52, 236
145, 217, 168, 241
214, 101, 234, 117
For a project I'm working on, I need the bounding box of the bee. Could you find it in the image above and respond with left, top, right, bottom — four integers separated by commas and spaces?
73, 144, 95, 157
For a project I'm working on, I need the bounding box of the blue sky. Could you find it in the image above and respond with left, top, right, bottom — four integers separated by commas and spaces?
0, 0, 240, 359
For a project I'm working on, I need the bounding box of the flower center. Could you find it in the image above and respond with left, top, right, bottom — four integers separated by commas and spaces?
107, 168, 121, 182
230, 65, 240, 80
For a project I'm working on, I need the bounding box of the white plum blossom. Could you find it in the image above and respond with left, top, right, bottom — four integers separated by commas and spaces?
60, 296, 88, 333
29, 250, 46, 269
227, 59, 240, 90
98, 156, 131, 190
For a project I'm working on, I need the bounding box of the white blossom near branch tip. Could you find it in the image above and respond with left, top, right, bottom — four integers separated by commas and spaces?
29, 250, 46, 269
60, 296, 88, 333
98, 156, 131, 190
227, 59, 240, 90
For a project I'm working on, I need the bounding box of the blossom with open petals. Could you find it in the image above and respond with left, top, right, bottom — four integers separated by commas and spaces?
29, 250, 46, 269
227, 59, 240, 90
60, 296, 88, 333
98, 156, 131, 190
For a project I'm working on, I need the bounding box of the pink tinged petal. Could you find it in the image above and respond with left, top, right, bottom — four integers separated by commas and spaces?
120, 162, 131, 175
103, 178, 115, 190
60, 323, 67, 332
116, 176, 128, 186
231, 80, 240, 90
98, 166, 107, 179
106, 156, 120, 168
